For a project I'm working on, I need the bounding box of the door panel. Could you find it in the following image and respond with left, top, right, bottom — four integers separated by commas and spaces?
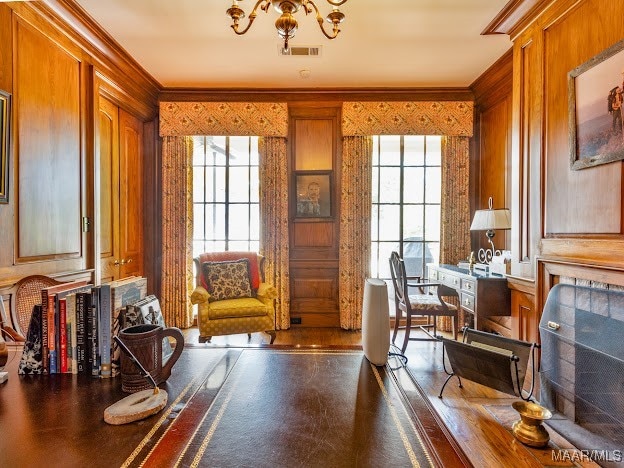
118, 109, 143, 278
99, 97, 120, 283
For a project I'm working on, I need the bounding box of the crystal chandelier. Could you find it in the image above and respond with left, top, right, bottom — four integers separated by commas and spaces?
226, 0, 348, 51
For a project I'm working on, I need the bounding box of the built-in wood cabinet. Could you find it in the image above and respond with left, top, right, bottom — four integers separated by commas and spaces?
98, 96, 144, 283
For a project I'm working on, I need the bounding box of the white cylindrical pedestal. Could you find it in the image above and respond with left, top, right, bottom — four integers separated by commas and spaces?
362, 278, 390, 366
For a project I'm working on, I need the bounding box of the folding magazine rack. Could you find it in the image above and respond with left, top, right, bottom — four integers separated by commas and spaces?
438, 328, 538, 401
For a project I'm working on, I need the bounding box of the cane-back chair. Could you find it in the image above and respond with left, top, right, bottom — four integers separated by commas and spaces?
9, 275, 63, 340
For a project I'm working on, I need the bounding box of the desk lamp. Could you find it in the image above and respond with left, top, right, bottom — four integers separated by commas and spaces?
470, 197, 511, 264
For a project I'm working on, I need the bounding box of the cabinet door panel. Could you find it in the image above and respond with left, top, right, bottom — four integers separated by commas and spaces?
118, 109, 143, 278
98, 97, 120, 283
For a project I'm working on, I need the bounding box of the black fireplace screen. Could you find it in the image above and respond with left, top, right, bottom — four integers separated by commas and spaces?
539, 283, 624, 450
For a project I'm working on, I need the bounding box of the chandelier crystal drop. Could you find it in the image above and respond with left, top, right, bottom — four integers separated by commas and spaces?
226, 0, 348, 51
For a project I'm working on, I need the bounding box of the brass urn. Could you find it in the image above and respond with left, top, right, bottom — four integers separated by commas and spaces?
511, 401, 552, 448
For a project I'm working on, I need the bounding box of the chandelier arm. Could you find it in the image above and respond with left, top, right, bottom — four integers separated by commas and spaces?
230, 0, 269, 36
306, 0, 341, 39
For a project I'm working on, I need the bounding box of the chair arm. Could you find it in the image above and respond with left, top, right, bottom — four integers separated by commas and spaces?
257, 283, 278, 301
191, 286, 211, 305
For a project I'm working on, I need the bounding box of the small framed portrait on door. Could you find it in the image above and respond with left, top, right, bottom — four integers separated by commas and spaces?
295, 172, 331, 218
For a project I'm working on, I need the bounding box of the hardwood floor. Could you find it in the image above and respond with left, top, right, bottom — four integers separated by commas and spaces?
182, 327, 598, 468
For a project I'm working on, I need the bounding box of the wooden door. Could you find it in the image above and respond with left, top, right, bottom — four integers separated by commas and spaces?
98, 96, 143, 282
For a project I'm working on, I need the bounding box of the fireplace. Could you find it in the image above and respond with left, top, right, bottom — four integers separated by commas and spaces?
539, 283, 624, 457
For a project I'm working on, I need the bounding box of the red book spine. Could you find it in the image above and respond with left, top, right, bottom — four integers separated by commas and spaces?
60, 298, 67, 373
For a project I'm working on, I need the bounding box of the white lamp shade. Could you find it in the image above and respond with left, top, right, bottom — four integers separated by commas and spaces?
470, 208, 511, 231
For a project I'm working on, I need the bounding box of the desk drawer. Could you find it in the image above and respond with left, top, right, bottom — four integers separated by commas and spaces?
460, 292, 475, 313
461, 278, 476, 293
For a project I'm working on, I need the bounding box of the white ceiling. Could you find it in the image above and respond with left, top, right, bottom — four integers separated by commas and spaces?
73, 0, 512, 89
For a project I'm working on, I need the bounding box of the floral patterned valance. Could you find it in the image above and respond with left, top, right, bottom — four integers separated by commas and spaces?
159, 102, 288, 137
342, 101, 473, 136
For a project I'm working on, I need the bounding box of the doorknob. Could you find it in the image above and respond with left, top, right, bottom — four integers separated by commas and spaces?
120, 259, 127, 265
114, 259, 120, 265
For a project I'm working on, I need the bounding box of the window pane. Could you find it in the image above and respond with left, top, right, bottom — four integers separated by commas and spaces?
379, 135, 400, 166
370, 242, 379, 277
193, 204, 205, 239
206, 204, 226, 240
403, 167, 424, 203
425, 205, 441, 241
426, 136, 442, 165
229, 241, 250, 251
371, 205, 379, 242
229, 167, 250, 202
192, 136, 205, 166
403, 205, 424, 239
377, 242, 396, 279
208, 136, 227, 166
214, 167, 226, 202
378, 205, 400, 240
372, 136, 379, 165
230, 136, 250, 166
404, 135, 424, 166
427, 241, 440, 265
250, 137, 259, 165
193, 240, 206, 259
379, 167, 401, 203
250, 204, 259, 241
193, 167, 205, 202
403, 239, 431, 277
249, 167, 259, 203
229, 204, 250, 240
424, 167, 441, 204
371, 167, 379, 204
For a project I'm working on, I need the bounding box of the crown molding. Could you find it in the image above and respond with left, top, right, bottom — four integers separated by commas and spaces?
482, 0, 555, 39
159, 87, 475, 103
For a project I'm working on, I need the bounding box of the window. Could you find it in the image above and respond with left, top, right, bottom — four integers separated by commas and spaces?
192, 136, 260, 259
371, 135, 442, 280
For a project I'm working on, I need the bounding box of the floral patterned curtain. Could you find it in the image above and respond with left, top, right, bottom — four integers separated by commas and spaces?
340, 101, 473, 330
159, 102, 289, 329
259, 137, 290, 330
339, 136, 373, 329
161, 136, 194, 328
438, 136, 471, 331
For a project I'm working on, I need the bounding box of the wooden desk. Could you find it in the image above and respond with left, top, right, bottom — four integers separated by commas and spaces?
427, 264, 510, 331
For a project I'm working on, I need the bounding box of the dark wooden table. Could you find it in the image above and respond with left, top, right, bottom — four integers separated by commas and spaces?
0, 343, 230, 468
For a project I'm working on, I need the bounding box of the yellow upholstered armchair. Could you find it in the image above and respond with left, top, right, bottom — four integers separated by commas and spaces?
190, 252, 277, 344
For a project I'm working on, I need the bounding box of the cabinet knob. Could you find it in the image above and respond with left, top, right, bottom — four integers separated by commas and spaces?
114, 259, 120, 265
120, 259, 127, 265
126, 258, 133, 264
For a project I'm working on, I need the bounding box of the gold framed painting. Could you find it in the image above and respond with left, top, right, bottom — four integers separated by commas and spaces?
0, 90, 10, 203
569, 39, 624, 170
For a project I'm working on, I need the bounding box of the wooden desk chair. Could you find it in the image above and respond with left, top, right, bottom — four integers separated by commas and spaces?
7, 275, 63, 340
389, 251, 458, 353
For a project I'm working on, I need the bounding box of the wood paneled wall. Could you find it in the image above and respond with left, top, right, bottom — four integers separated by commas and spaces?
470, 50, 514, 335
480, 0, 624, 342
288, 105, 341, 327
0, 2, 158, 294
